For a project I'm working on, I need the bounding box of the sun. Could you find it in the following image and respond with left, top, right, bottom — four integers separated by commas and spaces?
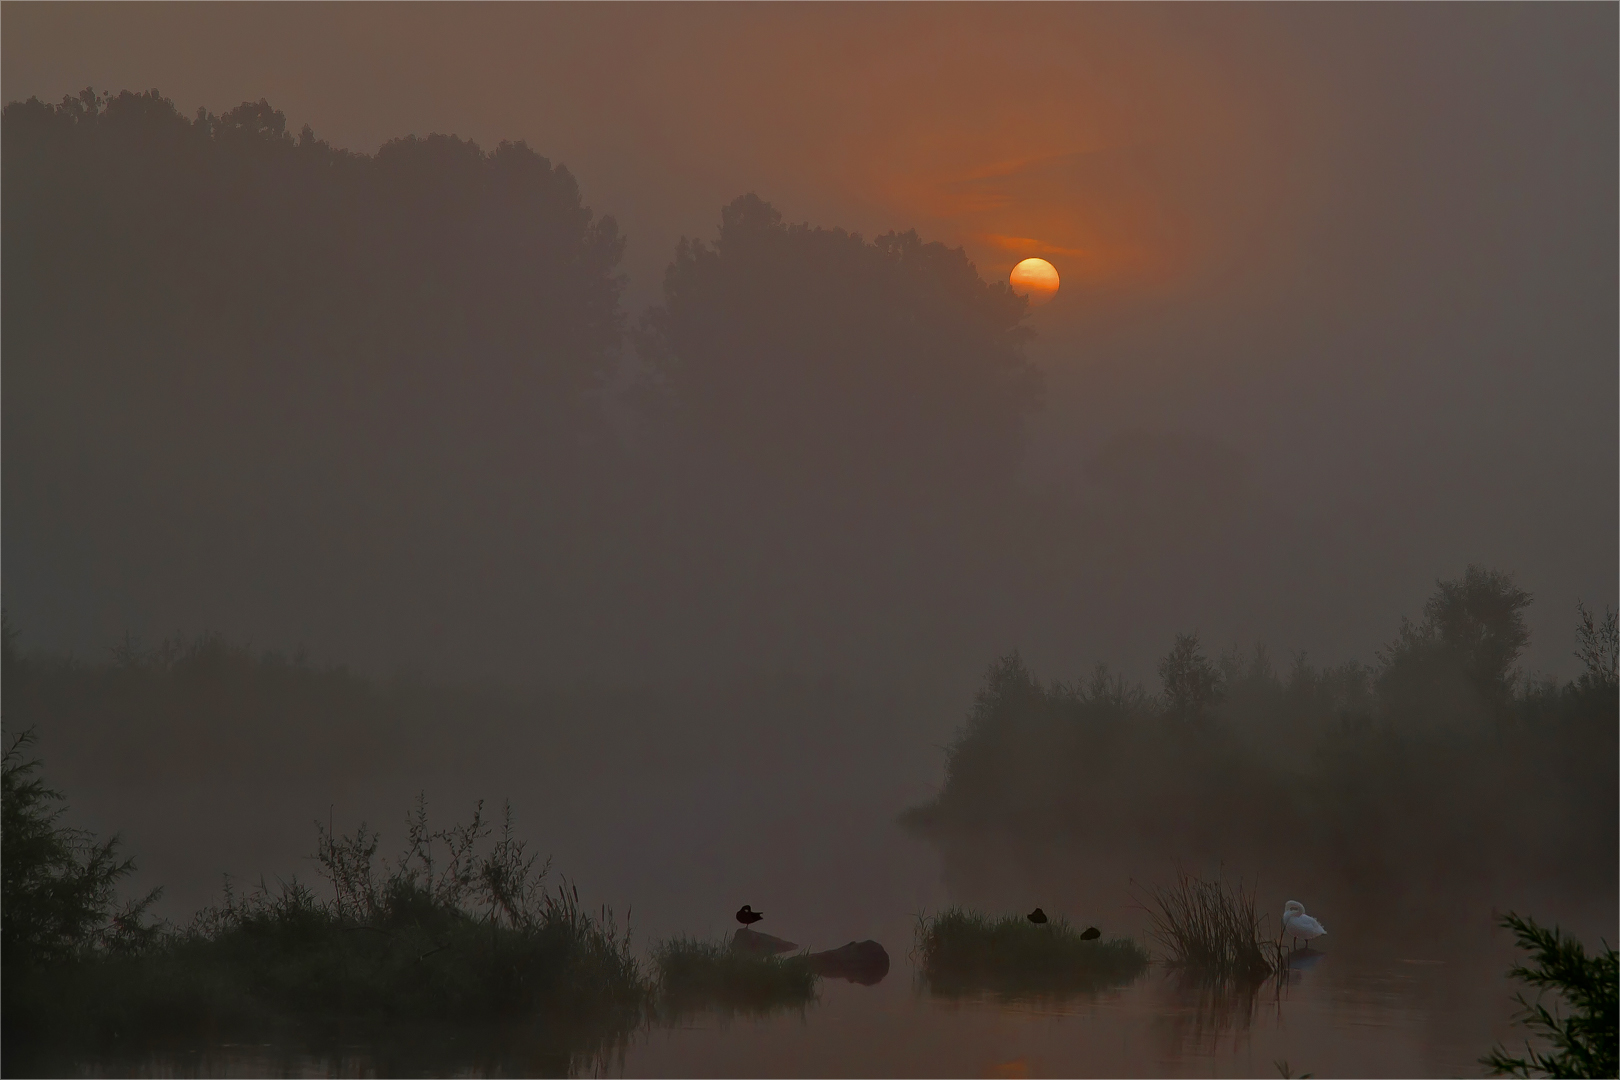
1009, 257, 1060, 306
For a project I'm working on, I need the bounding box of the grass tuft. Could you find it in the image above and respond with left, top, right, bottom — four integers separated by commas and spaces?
1139, 872, 1283, 984
915, 907, 1149, 999
652, 936, 818, 1017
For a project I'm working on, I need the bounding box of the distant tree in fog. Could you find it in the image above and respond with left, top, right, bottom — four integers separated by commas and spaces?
1574, 602, 1618, 692
3, 89, 627, 657
4, 89, 625, 408
1158, 632, 1223, 722
637, 194, 1041, 512
905, 570, 1617, 900
1377, 565, 1533, 726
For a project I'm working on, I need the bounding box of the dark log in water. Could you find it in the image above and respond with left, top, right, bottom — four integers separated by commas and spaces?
808, 940, 890, 985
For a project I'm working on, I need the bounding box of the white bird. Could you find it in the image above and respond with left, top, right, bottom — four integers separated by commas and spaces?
1282, 900, 1327, 951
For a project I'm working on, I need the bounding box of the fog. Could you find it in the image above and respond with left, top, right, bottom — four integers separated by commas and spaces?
5, 3, 1613, 685
1, 5, 1615, 1075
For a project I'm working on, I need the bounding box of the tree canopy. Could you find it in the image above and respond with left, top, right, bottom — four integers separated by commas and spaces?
639, 194, 1041, 512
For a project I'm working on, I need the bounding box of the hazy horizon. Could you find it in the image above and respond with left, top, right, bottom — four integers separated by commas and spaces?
3, 7, 1616, 1077
5, 5, 1615, 690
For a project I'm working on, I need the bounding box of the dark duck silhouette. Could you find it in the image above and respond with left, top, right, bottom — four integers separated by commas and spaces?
736, 904, 764, 927
1080, 926, 1101, 940
1026, 907, 1048, 925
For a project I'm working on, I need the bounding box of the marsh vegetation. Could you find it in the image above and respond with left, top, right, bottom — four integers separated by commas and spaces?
1139, 872, 1286, 984
2, 725, 647, 1076
915, 907, 1149, 999
652, 937, 819, 1017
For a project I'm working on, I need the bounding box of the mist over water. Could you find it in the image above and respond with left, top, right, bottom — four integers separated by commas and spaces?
2, 5, 1615, 1077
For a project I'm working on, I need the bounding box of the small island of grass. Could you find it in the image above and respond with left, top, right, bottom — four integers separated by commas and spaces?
652, 936, 819, 1017
916, 907, 1150, 999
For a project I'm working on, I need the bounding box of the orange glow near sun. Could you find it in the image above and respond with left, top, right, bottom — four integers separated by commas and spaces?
1009, 257, 1060, 305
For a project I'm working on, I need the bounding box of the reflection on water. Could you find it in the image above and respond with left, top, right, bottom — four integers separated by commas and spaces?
620, 930, 1532, 1079
47, 1025, 632, 1079
70, 936, 1536, 1078
26, 680, 1608, 1080
1151, 969, 1275, 1057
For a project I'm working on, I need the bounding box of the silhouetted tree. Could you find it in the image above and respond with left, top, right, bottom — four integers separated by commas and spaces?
906, 573, 1615, 897
1378, 565, 1533, 726
1, 730, 159, 969
1159, 632, 1223, 722
3, 89, 628, 672
1574, 602, 1618, 692
639, 194, 1040, 515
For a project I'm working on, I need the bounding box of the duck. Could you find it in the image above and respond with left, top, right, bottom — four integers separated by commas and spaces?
1027, 907, 1048, 925
1080, 926, 1101, 941
736, 904, 764, 927
1281, 901, 1326, 951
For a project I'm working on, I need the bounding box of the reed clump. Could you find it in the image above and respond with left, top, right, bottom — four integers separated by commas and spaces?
652, 936, 818, 1017
916, 907, 1149, 998
1140, 872, 1283, 983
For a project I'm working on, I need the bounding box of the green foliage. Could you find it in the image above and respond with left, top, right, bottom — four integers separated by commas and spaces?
651, 936, 818, 1017
1140, 872, 1283, 984
915, 907, 1150, 999
1483, 912, 1618, 1079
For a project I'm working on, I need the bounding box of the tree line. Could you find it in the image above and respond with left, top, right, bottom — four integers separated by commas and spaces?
903, 566, 1618, 899
3, 87, 1047, 677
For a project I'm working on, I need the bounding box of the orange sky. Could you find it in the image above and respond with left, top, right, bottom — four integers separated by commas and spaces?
1, 3, 1613, 678
0, 4, 1324, 308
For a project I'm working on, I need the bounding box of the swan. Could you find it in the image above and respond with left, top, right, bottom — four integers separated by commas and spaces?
1281, 901, 1326, 950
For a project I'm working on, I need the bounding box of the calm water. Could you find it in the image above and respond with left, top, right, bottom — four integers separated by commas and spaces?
34, 684, 1608, 1078
67, 904, 1552, 1078
619, 913, 1525, 1078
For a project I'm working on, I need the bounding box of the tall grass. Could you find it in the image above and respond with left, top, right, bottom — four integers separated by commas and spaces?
1140, 872, 1283, 983
652, 936, 818, 1017
916, 907, 1149, 999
